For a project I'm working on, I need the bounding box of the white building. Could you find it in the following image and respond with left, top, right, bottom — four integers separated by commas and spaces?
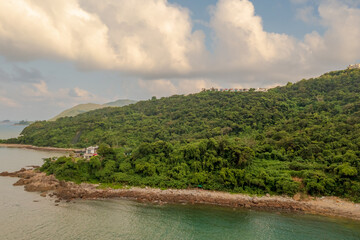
84, 146, 99, 159
348, 64, 360, 69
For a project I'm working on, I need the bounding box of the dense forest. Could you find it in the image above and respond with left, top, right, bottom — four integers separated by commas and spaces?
5, 69, 360, 201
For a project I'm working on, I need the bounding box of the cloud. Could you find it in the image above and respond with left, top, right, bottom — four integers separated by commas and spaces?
1, 79, 108, 119
0, 95, 19, 108
210, 0, 298, 70
306, 0, 360, 64
205, 0, 360, 84
22, 81, 50, 98
0, 66, 43, 83
0, 0, 113, 68
68, 87, 94, 98
0, 0, 205, 75
20, 80, 104, 104
0, 0, 359, 89
290, 0, 310, 5
12, 66, 43, 82
296, 6, 319, 24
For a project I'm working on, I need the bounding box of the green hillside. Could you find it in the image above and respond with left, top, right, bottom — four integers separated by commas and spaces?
49, 103, 103, 121
7, 69, 360, 201
49, 99, 137, 121
105, 99, 137, 107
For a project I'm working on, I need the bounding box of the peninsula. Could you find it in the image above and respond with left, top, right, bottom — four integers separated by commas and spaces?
2, 69, 360, 220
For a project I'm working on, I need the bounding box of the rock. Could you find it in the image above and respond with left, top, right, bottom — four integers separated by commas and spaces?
26, 165, 40, 169
59, 181, 67, 187
3, 168, 360, 221
13, 179, 28, 186
293, 193, 301, 201
33, 200, 39, 202
0, 171, 10, 176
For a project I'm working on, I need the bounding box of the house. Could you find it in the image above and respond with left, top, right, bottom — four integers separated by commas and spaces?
201, 87, 269, 93
84, 146, 99, 159
256, 88, 268, 92
348, 64, 360, 69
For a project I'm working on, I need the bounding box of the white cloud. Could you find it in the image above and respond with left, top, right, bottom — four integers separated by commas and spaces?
207, 0, 306, 83
310, 0, 360, 63
68, 87, 94, 98
206, 0, 360, 84
20, 81, 104, 106
0, 0, 113, 68
81, 0, 206, 74
0, 0, 205, 75
0, 95, 19, 108
27, 81, 49, 97
211, 0, 297, 68
296, 6, 319, 24
0, 0, 359, 95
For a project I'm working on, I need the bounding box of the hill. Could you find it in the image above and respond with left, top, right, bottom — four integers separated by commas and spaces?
49, 99, 137, 121
6, 69, 360, 201
105, 99, 137, 107
49, 103, 103, 121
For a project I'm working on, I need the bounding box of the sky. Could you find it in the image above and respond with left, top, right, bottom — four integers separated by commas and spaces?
0, 0, 359, 120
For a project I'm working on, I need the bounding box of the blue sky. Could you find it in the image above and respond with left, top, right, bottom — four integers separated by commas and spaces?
0, 0, 359, 120
170, 0, 324, 39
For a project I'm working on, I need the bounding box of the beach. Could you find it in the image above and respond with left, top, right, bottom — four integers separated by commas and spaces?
0, 143, 80, 152
2, 167, 360, 221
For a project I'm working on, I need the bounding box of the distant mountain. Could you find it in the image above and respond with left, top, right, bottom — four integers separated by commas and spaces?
49, 100, 137, 121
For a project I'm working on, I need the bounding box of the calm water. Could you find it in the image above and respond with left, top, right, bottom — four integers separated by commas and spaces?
1, 127, 360, 239
0, 122, 26, 139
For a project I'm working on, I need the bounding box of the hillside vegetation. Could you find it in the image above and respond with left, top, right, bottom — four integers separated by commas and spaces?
49, 103, 103, 121
49, 99, 137, 121
8, 69, 360, 201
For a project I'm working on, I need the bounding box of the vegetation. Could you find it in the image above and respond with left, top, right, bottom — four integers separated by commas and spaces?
14, 120, 32, 125
8, 69, 360, 201
49, 99, 137, 121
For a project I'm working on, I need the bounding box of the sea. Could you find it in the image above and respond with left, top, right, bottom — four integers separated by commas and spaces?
1, 122, 360, 240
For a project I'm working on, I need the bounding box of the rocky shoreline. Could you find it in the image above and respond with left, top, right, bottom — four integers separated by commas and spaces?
0, 143, 79, 152
1, 168, 360, 221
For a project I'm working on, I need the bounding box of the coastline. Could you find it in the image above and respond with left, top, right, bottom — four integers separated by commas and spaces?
1, 168, 360, 221
0, 143, 79, 152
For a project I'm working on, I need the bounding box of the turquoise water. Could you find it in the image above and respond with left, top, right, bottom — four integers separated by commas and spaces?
1, 129, 360, 239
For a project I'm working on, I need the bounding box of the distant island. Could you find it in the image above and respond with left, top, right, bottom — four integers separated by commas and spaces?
49, 99, 137, 121
3, 68, 360, 207
14, 120, 32, 126
0, 120, 11, 124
